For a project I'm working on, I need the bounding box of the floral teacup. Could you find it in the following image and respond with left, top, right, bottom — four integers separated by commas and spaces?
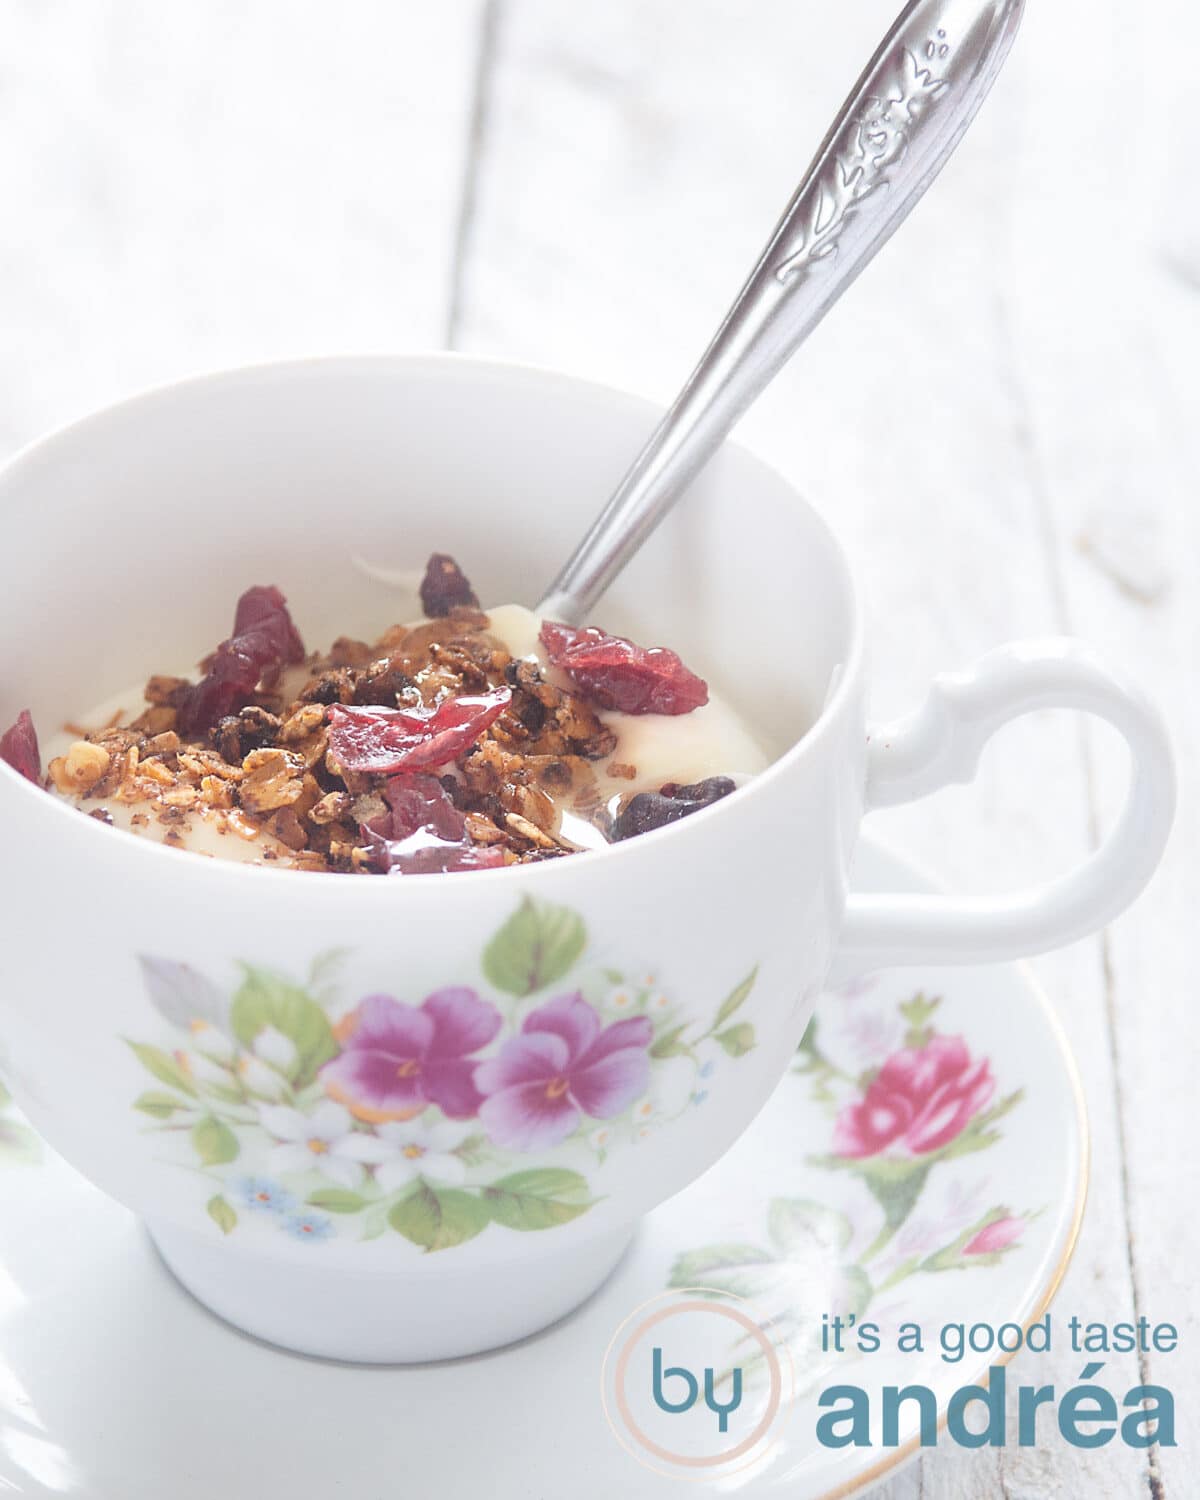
0, 357, 1173, 1361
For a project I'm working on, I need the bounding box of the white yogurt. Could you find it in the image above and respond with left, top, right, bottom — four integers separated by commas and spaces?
487, 604, 769, 808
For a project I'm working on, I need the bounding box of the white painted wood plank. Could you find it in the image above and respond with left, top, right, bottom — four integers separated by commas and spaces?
0, 0, 1182, 1493
1002, 0, 1200, 1491
0, 0, 486, 454
455, 2, 1157, 1494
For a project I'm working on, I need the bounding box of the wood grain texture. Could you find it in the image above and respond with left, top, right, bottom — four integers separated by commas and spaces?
453, 0, 1193, 1493
1001, 3, 1200, 1495
0, 0, 487, 451
0, 1, 1191, 1494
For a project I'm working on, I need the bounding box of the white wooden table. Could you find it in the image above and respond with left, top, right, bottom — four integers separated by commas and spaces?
0, 3, 1195, 1494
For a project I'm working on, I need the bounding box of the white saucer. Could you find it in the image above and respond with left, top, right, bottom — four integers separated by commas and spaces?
0, 840, 1085, 1499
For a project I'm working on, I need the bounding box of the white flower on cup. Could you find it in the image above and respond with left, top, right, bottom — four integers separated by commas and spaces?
188, 1019, 236, 1063
649, 1055, 700, 1119
259, 1101, 390, 1189
588, 1125, 613, 1151
237, 1053, 291, 1101
252, 1025, 298, 1075
175, 1048, 232, 1089
645, 991, 673, 1016
632, 1098, 657, 1126
373, 1120, 472, 1192
605, 986, 637, 1014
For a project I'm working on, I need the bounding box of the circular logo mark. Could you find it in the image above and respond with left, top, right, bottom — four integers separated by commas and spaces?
601, 1288, 793, 1479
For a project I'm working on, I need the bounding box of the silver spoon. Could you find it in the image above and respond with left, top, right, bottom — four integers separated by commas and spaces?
538, 0, 1026, 623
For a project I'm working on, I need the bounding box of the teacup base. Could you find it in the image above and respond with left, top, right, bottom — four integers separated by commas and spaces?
145, 1216, 635, 1363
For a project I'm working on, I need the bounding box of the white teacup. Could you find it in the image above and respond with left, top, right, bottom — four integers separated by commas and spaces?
0, 357, 1174, 1362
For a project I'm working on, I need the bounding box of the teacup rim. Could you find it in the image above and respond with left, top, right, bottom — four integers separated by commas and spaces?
0, 351, 867, 890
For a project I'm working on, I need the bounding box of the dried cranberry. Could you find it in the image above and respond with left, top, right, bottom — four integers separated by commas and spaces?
611, 776, 736, 842
232, 585, 306, 661
176, 586, 306, 737
420, 553, 480, 617
539, 621, 708, 715
328, 688, 511, 775
380, 773, 468, 842
0, 709, 41, 784
365, 831, 507, 876
359, 773, 506, 875
405, 842, 504, 873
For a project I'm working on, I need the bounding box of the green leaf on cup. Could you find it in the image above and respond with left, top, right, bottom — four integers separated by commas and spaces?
206, 1195, 237, 1235
307, 1188, 367, 1214
0, 1115, 41, 1166
714, 1022, 756, 1057
192, 1115, 239, 1166
649, 1024, 691, 1060
481, 899, 586, 997
453, 1132, 490, 1168
132, 1090, 189, 1119
126, 1040, 198, 1097
796, 1014, 820, 1059
389, 1184, 492, 1251
199, 1081, 246, 1106
230, 967, 338, 1086
713, 967, 758, 1029
306, 947, 350, 999
361, 1205, 389, 1241
484, 1167, 593, 1231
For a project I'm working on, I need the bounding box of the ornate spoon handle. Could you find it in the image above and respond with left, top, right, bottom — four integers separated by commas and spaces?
539, 0, 1026, 622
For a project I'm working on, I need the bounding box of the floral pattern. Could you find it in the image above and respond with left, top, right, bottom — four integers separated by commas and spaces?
0, 1077, 40, 1166
831, 1032, 995, 1159
321, 989, 500, 1121
476, 996, 652, 1150
126, 898, 760, 1252
669, 989, 1038, 1383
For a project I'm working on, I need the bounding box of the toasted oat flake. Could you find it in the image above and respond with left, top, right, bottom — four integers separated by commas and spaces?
48, 740, 110, 794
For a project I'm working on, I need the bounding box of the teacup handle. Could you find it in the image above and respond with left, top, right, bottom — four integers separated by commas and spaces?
832, 640, 1175, 975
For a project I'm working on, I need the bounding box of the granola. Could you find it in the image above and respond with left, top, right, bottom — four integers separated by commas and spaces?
6, 553, 764, 874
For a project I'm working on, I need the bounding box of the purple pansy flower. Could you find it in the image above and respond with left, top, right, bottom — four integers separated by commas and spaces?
320, 989, 502, 1123
475, 993, 653, 1151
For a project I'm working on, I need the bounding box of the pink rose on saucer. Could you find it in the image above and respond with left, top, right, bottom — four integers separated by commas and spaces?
476, 993, 652, 1151
321, 989, 501, 1123
833, 1034, 994, 1159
